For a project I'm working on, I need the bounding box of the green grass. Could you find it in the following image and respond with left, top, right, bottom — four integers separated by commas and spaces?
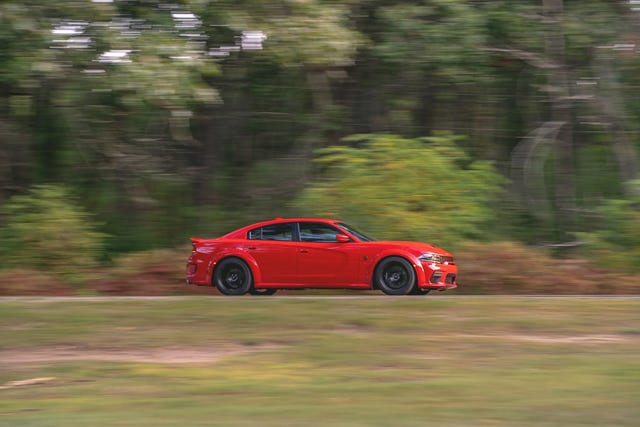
1, 296, 639, 426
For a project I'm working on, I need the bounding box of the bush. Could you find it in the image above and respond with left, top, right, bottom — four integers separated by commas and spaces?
293, 133, 504, 249
85, 248, 218, 295
577, 180, 640, 273
455, 241, 640, 295
0, 269, 75, 296
0, 184, 107, 283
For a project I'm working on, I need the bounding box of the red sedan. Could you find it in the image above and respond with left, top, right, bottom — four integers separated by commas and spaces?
186, 218, 457, 295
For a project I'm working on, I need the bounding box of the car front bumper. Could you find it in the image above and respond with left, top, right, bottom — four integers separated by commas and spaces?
419, 261, 458, 290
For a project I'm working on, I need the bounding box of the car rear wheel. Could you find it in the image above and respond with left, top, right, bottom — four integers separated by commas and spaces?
249, 288, 278, 296
374, 257, 416, 295
214, 258, 252, 295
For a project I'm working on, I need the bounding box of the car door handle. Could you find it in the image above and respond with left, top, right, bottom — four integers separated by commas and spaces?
299, 249, 309, 253
247, 246, 257, 250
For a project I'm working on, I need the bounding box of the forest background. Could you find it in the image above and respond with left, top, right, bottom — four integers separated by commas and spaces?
1, 0, 639, 295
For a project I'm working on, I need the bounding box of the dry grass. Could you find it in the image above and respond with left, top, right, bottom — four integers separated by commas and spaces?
0, 269, 74, 296
1, 242, 638, 296
455, 241, 640, 295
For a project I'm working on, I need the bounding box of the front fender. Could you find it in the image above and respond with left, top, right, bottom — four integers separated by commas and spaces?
369, 250, 428, 287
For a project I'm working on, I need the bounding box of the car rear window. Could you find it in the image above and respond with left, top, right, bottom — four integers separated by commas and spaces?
247, 223, 293, 241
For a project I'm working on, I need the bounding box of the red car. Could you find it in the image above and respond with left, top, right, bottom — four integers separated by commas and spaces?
186, 218, 457, 295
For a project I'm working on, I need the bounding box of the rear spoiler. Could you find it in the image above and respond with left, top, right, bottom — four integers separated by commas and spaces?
190, 237, 205, 250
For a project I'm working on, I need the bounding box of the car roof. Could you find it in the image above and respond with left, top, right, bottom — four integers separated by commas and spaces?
252, 218, 341, 227
221, 218, 343, 239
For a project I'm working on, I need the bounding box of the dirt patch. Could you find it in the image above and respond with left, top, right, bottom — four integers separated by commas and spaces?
0, 377, 56, 390
456, 333, 629, 344
505, 334, 626, 344
0, 344, 281, 365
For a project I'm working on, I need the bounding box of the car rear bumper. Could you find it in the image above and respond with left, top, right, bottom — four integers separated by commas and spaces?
186, 259, 209, 286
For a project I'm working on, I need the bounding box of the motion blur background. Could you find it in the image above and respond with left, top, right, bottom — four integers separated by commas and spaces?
1, 0, 639, 293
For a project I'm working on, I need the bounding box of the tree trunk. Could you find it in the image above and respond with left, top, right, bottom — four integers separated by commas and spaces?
543, 0, 576, 238
593, 56, 639, 195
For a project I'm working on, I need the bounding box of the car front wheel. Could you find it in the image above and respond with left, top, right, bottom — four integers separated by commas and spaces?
214, 258, 252, 295
374, 257, 416, 295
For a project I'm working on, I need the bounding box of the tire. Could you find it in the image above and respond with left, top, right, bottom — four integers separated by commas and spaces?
249, 288, 277, 296
374, 256, 416, 295
214, 258, 252, 296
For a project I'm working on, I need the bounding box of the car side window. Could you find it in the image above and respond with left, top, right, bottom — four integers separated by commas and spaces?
299, 222, 341, 243
247, 223, 293, 241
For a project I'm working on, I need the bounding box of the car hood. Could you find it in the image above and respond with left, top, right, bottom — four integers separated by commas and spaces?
368, 241, 453, 257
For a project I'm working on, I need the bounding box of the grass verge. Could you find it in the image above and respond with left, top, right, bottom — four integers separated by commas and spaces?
1, 296, 639, 426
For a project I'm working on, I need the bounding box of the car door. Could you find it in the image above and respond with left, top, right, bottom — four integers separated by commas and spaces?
296, 222, 361, 286
245, 223, 298, 285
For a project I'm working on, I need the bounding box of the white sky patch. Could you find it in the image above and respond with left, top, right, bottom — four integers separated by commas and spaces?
241, 31, 267, 50
51, 21, 90, 49
97, 50, 133, 63
172, 11, 202, 30
172, 13, 197, 20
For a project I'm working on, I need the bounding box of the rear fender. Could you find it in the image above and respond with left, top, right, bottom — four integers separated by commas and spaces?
207, 249, 262, 286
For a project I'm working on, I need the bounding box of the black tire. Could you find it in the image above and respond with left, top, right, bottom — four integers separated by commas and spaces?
249, 288, 278, 296
214, 258, 252, 295
374, 256, 416, 295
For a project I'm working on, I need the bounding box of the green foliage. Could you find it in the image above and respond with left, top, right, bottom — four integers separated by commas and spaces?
1, 0, 639, 271
293, 133, 504, 248
578, 180, 640, 272
563, 1, 620, 66
375, 1, 488, 82
0, 185, 107, 282
213, 0, 363, 68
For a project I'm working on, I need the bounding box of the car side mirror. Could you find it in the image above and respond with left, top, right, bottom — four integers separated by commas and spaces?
336, 234, 350, 243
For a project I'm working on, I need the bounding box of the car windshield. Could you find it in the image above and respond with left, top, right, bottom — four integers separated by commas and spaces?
336, 222, 376, 242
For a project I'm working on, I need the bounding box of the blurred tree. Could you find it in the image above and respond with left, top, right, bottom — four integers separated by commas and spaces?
347, 1, 491, 138
488, 0, 637, 242
2, 1, 228, 249
0, 0, 639, 260
542, 0, 576, 237
0, 2, 46, 202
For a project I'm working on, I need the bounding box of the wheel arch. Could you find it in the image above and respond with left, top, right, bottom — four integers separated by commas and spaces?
370, 252, 427, 289
208, 252, 262, 287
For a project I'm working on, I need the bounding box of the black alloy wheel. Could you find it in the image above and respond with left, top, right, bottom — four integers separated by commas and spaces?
374, 256, 416, 295
214, 258, 252, 295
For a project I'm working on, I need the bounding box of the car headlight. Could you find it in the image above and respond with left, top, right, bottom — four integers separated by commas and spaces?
419, 252, 439, 263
